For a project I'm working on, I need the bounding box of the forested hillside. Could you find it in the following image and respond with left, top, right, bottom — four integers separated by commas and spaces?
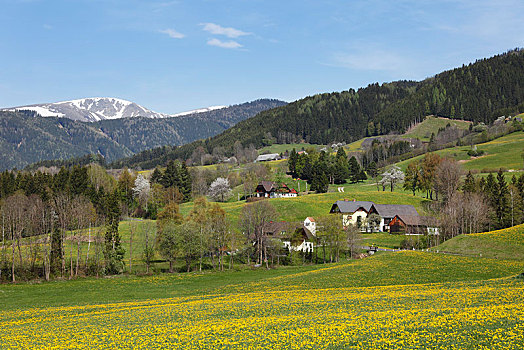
374, 49, 524, 132
115, 49, 524, 169
95, 99, 285, 154
0, 110, 132, 170
0, 99, 285, 170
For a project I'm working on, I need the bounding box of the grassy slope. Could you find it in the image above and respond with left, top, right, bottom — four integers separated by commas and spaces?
258, 143, 325, 155
433, 224, 524, 260
1, 251, 522, 311
403, 116, 472, 141
3, 230, 524, 348
180, 188, 427, 228
396, 131, 524, 171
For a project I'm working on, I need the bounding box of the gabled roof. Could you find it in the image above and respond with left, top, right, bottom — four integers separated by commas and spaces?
264, 221, 288, 236
257, 181, 276, 192
395, 215, 438, 227
306, 217, 315, 222
330, 200, 374, 214
372, 204, 418, 218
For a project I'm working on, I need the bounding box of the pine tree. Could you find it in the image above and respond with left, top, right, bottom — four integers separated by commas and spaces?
104, 189, 125, 274
366, 161, 378, 178
358, 169, 368, 182
70, 165, 88, 196
311, 172, 329, 193
495, 169, 510, 228
150, 167, 163, 184
54, 167, 70, 195
179, 163, 192, 201
463, 171, 476, 193
348, 156, 360, 183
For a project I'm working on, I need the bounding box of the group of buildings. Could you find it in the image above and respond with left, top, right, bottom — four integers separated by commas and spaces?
259, 196, 439, 254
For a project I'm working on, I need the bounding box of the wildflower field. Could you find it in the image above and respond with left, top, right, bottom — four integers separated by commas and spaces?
1, 251, 524, 349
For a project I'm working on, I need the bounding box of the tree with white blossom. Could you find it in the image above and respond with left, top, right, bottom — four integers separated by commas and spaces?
208, 177, 232, 202
380, 165, 405, 192
133, 174, 151, 209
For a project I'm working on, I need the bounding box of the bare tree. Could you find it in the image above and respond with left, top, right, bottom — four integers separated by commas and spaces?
440, 192, 490, 239
434, 158, 463, 205
346, 224, 361, 259
240, 200, 277, 266
52, 193, 71, 277
317, 215, 345, 262
2, 193, 28, 282
208, 203, 230, 271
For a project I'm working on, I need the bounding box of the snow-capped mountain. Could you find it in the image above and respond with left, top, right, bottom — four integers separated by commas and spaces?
7, 97, 226, 122
172, 106, 227, 117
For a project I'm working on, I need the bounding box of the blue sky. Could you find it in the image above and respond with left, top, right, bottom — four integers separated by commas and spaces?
1, 0, 523, 113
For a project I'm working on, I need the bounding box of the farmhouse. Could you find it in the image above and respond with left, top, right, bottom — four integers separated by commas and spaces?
370, 204, 419, 232
264, 219, 316, 252
330, 199, 423, 233
255, 153, 280, 162
304, 217, 316, 235
255, 181, 298, 198
329, 200, 374, 228
389, 215, 440, 235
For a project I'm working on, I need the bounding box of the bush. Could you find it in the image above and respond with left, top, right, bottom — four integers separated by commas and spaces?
467, 149, 485, 157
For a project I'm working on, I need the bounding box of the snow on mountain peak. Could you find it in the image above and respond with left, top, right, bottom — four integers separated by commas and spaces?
6, 97, 228, 122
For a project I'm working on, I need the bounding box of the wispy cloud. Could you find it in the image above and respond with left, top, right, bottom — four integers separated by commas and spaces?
43, 24, 52, 30
328, 46, 424, 79
207, 38, 242, 49
159, 28, 185, 39
200, 23, 251, 38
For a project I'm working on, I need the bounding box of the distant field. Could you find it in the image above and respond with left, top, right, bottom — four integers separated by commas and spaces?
258, 143, 325, 155
403, 116, 472, 141
396, 131, 524, 171
344, 138, 368, 152
434, 224, 524, 260
1, 251, 523, 349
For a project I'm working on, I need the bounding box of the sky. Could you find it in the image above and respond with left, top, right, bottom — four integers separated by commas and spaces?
0, 0, 523, 114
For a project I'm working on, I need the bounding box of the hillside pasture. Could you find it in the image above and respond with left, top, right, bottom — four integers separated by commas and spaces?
258, 143, 325, 155
180, 189, 428, 227
403, 116, 472, 141
434, 224, 524, 260
396, 131, 524, 171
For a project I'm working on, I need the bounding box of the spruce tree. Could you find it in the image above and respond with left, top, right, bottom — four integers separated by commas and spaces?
366, 162, 378, 178
150, 167, 163, 184
358, 169, 368, 182
104, 189, 125, 274
495, 169, 510, 228
348, 156, 361, 183
463, 171, 476, 193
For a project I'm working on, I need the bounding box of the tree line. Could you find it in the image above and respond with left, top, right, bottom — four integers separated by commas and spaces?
403, 153, 524, 240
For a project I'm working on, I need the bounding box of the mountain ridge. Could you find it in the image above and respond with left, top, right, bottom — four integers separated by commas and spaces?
0, 99, 286, 170
5, 97, 229, 122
